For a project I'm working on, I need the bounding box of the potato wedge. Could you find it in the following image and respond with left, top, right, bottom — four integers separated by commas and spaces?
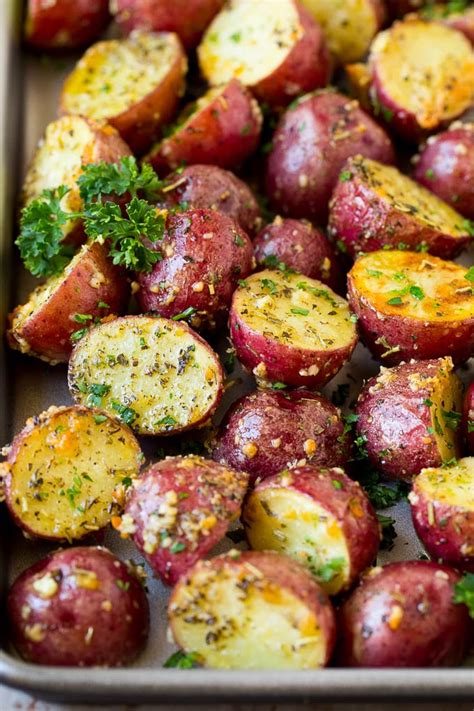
60, 31, 187, 154
329, 156, 471, 259
168, 550, 336, 669
2, 406, 143, 542
68, 315, 223, 435
198, 0, 331, 106
229, 269, 358, 388
409, 457, 474, 572
347, 250, 474, 364
243, 466, 380, 595
25, 0, 110, 50
7, 242, 128, 365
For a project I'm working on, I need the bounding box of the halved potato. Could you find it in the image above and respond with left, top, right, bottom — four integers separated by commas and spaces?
1, 406, 143, 542
168, 550, 337, 669
59, 31, 187, 154
329, 156, 472, 259
229, 269, 358, 388
68, 315, 223, 435
347, 250, 474, 364
25, 0, 110, 50
369, 18, 474, 140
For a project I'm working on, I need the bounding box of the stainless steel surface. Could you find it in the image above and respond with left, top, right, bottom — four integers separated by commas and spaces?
0, 0, 473, 703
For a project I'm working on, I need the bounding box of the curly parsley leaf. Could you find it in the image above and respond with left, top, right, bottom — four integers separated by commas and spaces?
78, 156, 164, 203
453, 573, 474, 618
163, 651, 200, 669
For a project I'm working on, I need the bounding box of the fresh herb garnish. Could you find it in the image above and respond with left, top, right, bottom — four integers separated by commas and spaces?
378, 514, 397, 550
453, 573, 474, 618
164, 651, 200, 669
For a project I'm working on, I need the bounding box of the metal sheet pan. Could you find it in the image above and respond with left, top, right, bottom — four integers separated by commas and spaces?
0, 0, 474, 703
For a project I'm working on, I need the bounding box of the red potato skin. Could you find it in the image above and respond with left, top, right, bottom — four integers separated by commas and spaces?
137, 208, 254, 329
212, 389, 352, 486
7, 547, 149, 667
385, 0, 429, 17
7, 242, 128, 364
144, 79, 262, 175
265, 91, 395, 223
254, 217, 343, 291
444, 9, 474, 45
463, 381, 474, 454
355, 359, 460, 482
160, 164, 262, 237
337, 560, 470, 667
413, 123, 474, 221
112, 0, 224, 50
250, 466, 380, 587
123, 457, 249, 586
25, 0, 110, 50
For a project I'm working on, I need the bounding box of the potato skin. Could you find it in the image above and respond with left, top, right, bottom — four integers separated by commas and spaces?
337, 561, 471, 667
212, 389, 352, 486
254, 217, 343, 291
137, 208, 254, 329
145, 79, 262, 175
160, 164, 262, 237
414, 123, 474, 221
265, 91, 394, 223
121, 456, 249, 586
8, 547, 149, 667
112, 0, 224, 49
25, 0, 110, 50
463, 381, 474, 454
7, 242, 128, 364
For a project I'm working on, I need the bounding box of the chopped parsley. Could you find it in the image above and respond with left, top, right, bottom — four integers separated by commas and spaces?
339, 170, 353, 182
171, 307, 197, 321
164, 651, 200, 669
111, 401, 138, 426
453, 573, 474, 618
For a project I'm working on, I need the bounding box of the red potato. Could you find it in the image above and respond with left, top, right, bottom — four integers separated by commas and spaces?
8, 547, 149, 667
413, 122, 474, 221
243, 465, 380, 595
7, 242, 128, 365
136, 208, 254, 330
212, 389, 352, 486
229, 269, 358, 388
409, 457, 474, 571
463, 380, 474, 454
253, 217, 343, 291
68, 315, 224, 435
337, 560, 471, 667
265, 91, 395, 224
1, 406, 143, 541
144, 79, 262, 175
168, 550, 337, 669
119, 456, 249, 585
443, 7, 474, 44
25, 0, 110, 50
416, 4, 474, 45
160, 164, 262, 237
368, 18, 474, 141
59, 32, 187, 155
198, 0, 331, 107
347, 250, 474, 365
355, 357, 463, 482
111, 0, 223, 50
329, 156, 472, 259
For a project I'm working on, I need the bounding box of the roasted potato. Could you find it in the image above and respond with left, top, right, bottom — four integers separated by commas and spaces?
212, 389, 352, 486
463, 380, 474, 454
344, 62, 372, 111
265, 91, 394, 223
337, 561, 471, 667
368, 18, 474, 141
355, 358, 463, 482
2, 406, 143, 541
7, 242, 128, 365
229, 269, 358, 388
136, 208, 254, 329
8, 547, 149, 667
25, 0, 110, 50
111, 0, 224, 49
168, 550, 337, 669
198, 0, 331, 107
243, 465, 380, 595
119, 456, 249, 585
253, 217, 343, 291
300, 0, 386, 64
347, 250, 474, 365
60, 31, 187, 154
415, 4, 474, 45
329, 156, 472, 259
144, 79, 262, 174
413, 122, 474, 221
160, 164, 262, 236
68, 315, 223, 435
22, 115, 132, 245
